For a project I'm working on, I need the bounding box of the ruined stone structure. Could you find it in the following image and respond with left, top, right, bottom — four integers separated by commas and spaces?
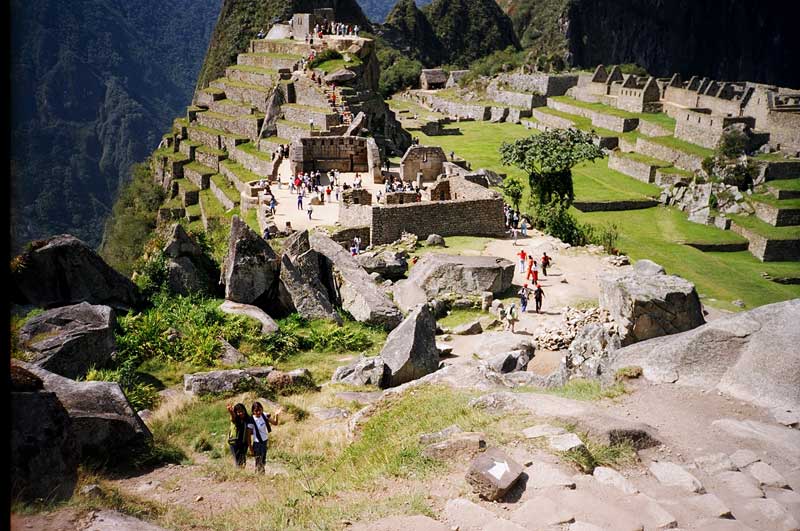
420, 69, 447, 90
338, 176, 504, 245
399, 145, 447, 183
383, 191, 420, 205
290, 136, 381, 180
290, 9, 335, 41
446, 70, 470, 88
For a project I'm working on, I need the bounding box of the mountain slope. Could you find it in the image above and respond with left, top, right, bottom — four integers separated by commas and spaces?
10, 0, 217, 252
380, 0, 444, 65
357, 0, 432, 23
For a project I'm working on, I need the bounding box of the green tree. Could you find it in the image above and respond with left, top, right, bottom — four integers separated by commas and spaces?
499, 129, 604, 206
501, 177, 524, 211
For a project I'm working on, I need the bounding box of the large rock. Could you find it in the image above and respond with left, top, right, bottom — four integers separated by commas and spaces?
599, 263, 704, 345
20, 362, 152, 458
17, 302, 116, 379
379, 304, 440, 387
474, 332, 536, 359
11, 234, 140, 310
219, 300, 279, 335
162, 224, 218, 296
393, 254, 514, 311
309, 232, 402, 330
11, 364, 78, 502
607, 299, 800, 410
466, 447, 524, 501
324, 68, 357, 83
331, 356, 389, 387
220, 216, 279, 304
83, 510, 171, 531
278, 254, 341, 323
183, 367, 273, 396
355, 250, 408, 281
565, 323, 621, 379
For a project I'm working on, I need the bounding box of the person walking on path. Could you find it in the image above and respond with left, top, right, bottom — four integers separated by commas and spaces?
248, 402, 271, 474
533, 284, 545, 313
517, 249, 527, 273
526, 255, 534, 281
269, 197, 277, 216
520, 217, 528, 237
541, 253, 551, 276
226, 403, 251, 469
307, 203, 313, 220
505, 303, 518, 332
518, 284, 530, 313
297, 191, 304, 210
511, 226, 518, 246
531, 260, 539, 284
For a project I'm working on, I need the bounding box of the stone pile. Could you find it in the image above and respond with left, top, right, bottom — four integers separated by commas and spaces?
535, 306, 616, 351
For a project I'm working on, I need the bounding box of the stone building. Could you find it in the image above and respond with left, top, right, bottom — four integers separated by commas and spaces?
291, 9, 335, 40
399, 145, 447, 183
290, 136, 381, 180
420, 69, 447, 90
616, 75, 661, 113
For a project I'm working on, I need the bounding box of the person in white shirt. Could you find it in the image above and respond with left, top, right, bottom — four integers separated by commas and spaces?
248, 402, 271, 474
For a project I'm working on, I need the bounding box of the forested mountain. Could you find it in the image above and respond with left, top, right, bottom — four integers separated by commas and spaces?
356, 0, 432, 22
10, 0, 218, 252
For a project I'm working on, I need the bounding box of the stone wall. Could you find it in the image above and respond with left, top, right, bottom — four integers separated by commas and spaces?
496, 73, 578, 96
732, 222, 800, 261
638, 120, 672, 137
290, 136, 379, 179
196, 111, 261, 139
591, 112, 639, 133
400, 146, 446, 182
369, 197, 505, 245
229, 145, 278, 180
489, 107, 508, 122
330, 226, 371, 249
282, 105, 339, 130
184, 165, 212, 189
339, 203, 373, 228
226, 66, 278, 88
209, 178, 237, 210
672, 108, 755, 149
766, 110, 800, 155
573, 199, 659, 212
446, 70, 470, 88
211, 80, 270, 113
753, 202, 800, 227
507, 108, 532, 123
487, 84, 538, 109
416, 93, 490, 120
531, 109, 574, 129
384, 192, 419, 205
635, 138, 705, 171
292, 78, 333, 109
608, 152, 658, 183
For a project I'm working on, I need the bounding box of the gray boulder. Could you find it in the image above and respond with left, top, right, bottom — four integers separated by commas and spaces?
426, 234, 446, 246
219, 300, 279, 335
83, 510, 171, 531
310, 232, 402, 330
565, 323, 621, 379
184, 367, 273, 396
11, 234, 140, 311
344, 111, 367, 136
324, 68, 357, 83
278, 254, 342, 323
466, 447, 524, 501
380, 304, 440, 387
18, 302, 116, 379
162, 224, 218, 296
474, 332, 536, 359
633, 259, 666, 276
332, 356, 389, 387
393, 254, 514, 312
486, 349, 531, 373
219, 338, 248, 366
265, 368, 316, 392
452, 320, 483, 335
356, 250, 408, 281
220, 216, 279, 304
607, 299, 800, 410
21, 362, 152, 458
11, 364, 78, 502
599, 266, 704, 345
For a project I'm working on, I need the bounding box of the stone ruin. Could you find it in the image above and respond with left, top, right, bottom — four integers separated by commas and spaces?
420, 68, 447, 90
399, 145, 447, 183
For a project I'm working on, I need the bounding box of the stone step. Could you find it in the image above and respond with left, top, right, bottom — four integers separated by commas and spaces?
282, 103, 341, 130
207, 98, 255, 116
183, 161, 216, 190
729, 215, 800, 261
635, 137, 708, 172
237, 52, 302, 71
758, 159, 800, 182
198, 188, 233, 231
251, 38, 310, 56
196, 86, 226, 107
211, 78, 273, 113
219, 158, 264, 196
209, 173, 241, 211
547, 96, 639, 133
196, 110, 263, 141
750, 195, 800, 227
229, 142, 278, 182
153, 149, 190, 180
187, 123, 249, 153
178, 179, 200, 207
178, 139, 201, 159
765, 178, 800, 200
655, 166, 695, 187
195, 145, 227, 173
225, 65, 280, 88
184, 203, 202, 223
276, 119, 316, 141
608, 150, 673, 184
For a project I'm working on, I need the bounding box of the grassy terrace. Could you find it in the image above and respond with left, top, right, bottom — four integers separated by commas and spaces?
729, 214, 800, 239
201, 86, 225, 95
658, 166, 695, 178
314, 56, 362, 73
196, 145, 226, 157
153, 148, 189, 163
753, 152, 800, 162
407, 118, 799, 309
766, 179, 800, 191
210, 174, 241, 204
183, 161, 216, 176
647, 135, 714, 158
277, 118, 313, 130
434, 88, 528, 110
220, 159, 262, 185
202, 110, 265, 122
241, 52, 303, 60
213, 77, 270, 93
283, 103, 335, 114
549, 95, 677, 131
613, 150, 673, 167
189, 123, 249, 144
262, 136, 290, 145
227, 64, 278, 76
162, 195, 184, 210
200, 189, 235, 218
244, 206, 260, 233
535, 107, 636, 141
749, 193, 800, 209
215, 98, 254, 112
238, 142, 275, 161
185, 203, 201, 217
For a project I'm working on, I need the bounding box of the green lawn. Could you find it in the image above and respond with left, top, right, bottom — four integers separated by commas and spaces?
227, 64, 277, 75
184, 161, 216, 176
210, 174, 241, 204
535, 107, 627, 139
572, 159, 661, 202
648, 136, 714, 158
658, 166, 695, 178
614, 151, 672, 167
766, 179, 800, 192
220, 159, 262, 185
573, 206, 800, 310
313, 56, 362, 73
548, 95, 676, 131
200, 189, 230, 218
749, 193, 800, 210
237, 141, 275, 161
729, 214, 800, 239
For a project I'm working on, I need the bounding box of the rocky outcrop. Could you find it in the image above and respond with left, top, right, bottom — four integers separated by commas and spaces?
474, 332, 536, 359
20, 362, 152, 458
17, 302, 116, 379
184, 367, 273, 396
379, 303, 440, 387
220, 216, 279, 304
11, 234, 140, 311
332, 356, 389, 387
11, 364, 78, 502
219, 301, 279, 335
564, 323, 621, 379
309, 232, 402, 330
162, 224, 218, 296
355, 250, 408, 281
607, 299, 800, 410
278, 255, 341, 323
393, 254, 514, 311
599, 263, 704, 345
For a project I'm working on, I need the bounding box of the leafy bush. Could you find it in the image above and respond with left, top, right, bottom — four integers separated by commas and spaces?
463, 47, 526, 83
617, 63, 648, 76
716, 127, 749, 159
307, 325, 373, 352
377, 46, 422, 97
585, 222, 620, 254
501, 177, 524, 211
532, 198, 588, 246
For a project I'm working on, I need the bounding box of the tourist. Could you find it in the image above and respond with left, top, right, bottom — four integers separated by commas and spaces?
541, 253, 551, 276
326, 186, 332, 203
307, 203, 313, 220
519, 284, 530, 313
249, 402, 271, 474
526, 255, 534, 281
533, 284, 545, 313
520, 217, 528, 237
335, 184, 341, 202
257, 29, 265, 39
353, 235, 362, 254
226, 403, 251, 468
263, 227, 271, 240
532, 260, 539, 284
297, 191, 304, 210
511, 226, 518, 245
517, 248, 527, 273
269, 197, 277, 215
512, 211, 519, 229
449, 150, 455, 161
505, 303, 518, 333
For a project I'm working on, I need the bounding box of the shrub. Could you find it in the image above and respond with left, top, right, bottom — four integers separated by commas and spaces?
617, 63, 648, 76
378, 46, 422, 97
716, 127, 749, 159
531, 198, 589, 246
585, 222, 620, 254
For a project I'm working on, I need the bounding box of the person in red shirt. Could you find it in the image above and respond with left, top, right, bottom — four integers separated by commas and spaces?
526, 256, 534, 281
541, 253, 551, 276
517, 249, 527, 273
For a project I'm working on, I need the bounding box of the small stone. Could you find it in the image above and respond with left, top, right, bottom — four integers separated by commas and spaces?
510, 496, 575, 527
649, 461, 704, 493
747, 461, 790, 488
423, 432, 486, 460
730, 449, 759, 469
522, 424, 566, 439
684, 493, 732, 518
526, 461, 576, 489
80, 484, 103, 498
694, 453, 736, 475
195, 495, 203, 502
742, 498, 800, 531
465, 448, 524, 501
715, 470, 763, 499
772, 408, 800, 428
593, 466, 638, 494
547, 433, 586, 452
732, 299, 745, 308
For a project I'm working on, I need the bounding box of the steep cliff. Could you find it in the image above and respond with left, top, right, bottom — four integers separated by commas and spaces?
10, 0, 217, 251
195, 0, 372, 91
380, 0, 444, 65
356, 0, 432, 23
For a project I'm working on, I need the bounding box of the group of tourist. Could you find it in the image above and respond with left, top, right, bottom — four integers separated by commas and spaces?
226, 402, 273, 473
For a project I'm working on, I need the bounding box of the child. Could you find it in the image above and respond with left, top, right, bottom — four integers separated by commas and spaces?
248, 402, 271, 474
226, 403, 251, 468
